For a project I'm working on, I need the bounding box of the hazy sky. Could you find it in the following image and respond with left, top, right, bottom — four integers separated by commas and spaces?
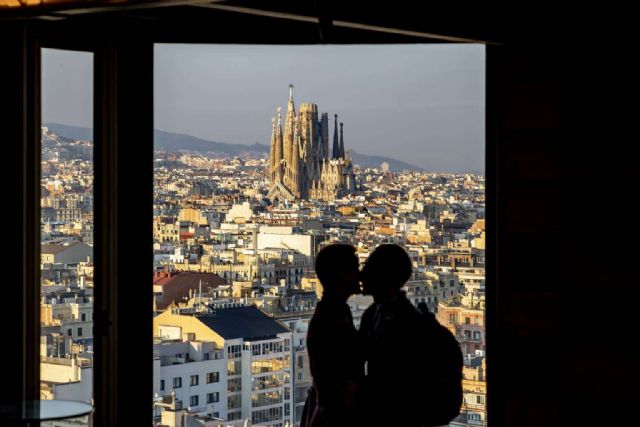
43, 44, 485, 173
42, 48, 93, 129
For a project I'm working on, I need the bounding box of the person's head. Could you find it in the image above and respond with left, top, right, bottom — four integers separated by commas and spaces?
315, 243, 360, 300
361, 244, 412, 299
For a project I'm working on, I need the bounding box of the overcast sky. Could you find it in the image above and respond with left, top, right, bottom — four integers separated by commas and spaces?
43, 44, 485, 173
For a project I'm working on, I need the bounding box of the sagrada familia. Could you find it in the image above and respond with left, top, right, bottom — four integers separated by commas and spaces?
267, 84, 357, 202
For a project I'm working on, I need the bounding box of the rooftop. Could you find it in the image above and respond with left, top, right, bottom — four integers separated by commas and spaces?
155, 272, 227, 310
196, 306, 290, 341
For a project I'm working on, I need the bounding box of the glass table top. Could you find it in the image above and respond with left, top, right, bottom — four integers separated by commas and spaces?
0, 400, 93, 421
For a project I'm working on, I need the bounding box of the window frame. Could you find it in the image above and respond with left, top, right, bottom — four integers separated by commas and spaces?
173, 377, 182, 389
189, 394, 199, 407
3, 8, 498, 427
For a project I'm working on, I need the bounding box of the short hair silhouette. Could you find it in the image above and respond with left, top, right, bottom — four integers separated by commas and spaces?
314, 243, 358, 290
364, 244, 412, 289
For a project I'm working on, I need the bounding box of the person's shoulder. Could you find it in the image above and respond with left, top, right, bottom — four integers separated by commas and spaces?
394, 292, 420, 314
362, 302, 378, 315
361, 303, 380, 320
359, 303, 378, 328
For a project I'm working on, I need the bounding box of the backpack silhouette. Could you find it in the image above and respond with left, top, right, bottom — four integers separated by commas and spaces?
417, 302, 464, 426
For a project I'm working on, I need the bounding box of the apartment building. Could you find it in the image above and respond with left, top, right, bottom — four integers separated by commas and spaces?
153, 306, 294, 426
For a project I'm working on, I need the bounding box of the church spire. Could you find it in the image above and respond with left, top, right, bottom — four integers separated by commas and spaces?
332, 114, 339, 159
269, 117, 276, 180
292, 116, 301, 196
339, 122, 345, 159
320, 112, 329, 161
284, 84, 297, 169
274, 107, 283, 180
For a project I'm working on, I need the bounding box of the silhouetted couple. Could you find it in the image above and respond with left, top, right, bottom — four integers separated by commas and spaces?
302, 243, 463, 427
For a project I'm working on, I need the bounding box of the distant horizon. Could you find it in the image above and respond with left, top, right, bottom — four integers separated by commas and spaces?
43, 45, 485, 173
43, 121, 484, 175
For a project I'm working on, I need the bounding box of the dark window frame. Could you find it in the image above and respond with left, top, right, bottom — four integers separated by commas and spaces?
206, 371, 220, 384
2, 7, 499, 427
189, 395, 198, 407
173, 377, 182, 389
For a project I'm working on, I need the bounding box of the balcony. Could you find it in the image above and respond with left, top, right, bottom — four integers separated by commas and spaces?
452, 412, 487, 427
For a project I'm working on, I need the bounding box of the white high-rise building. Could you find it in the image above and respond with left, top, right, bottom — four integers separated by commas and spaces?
153, 306, 294, 427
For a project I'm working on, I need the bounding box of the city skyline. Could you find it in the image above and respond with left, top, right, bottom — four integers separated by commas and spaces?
43, 44, 485, 173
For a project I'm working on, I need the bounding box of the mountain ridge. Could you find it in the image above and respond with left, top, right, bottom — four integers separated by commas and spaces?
44, 122, 425, 172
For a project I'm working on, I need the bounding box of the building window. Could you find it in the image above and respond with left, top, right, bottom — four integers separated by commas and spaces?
81, 313, 86, 321
465, 317, 471, 324
228, 377, 242, 393
251, 359, 285, 374
252, 374, 283, 391
449, 314, 457, 323
173, 377, 182, 388
251, 407, 283, 424
67, 328, 72, 336
228, 360, 242, 376
227, 344, 242, 358
207, 392, 219, 403
228, 411, 242, 421
206, 372, 219, 383
190, 395, 199, 407
190, 374, 199, 386
160, 380, 165, 391
252, 390, 283, 408
228, 394, 242, 409
77, 327, 82, 337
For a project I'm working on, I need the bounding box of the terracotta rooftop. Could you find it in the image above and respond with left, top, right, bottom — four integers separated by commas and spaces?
155, 272, 226, 310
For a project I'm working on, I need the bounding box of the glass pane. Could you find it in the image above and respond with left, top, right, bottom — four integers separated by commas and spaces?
40, 48, 94, 426
154, 44, 485, 427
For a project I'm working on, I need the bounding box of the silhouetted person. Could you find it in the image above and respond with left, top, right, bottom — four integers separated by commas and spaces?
302, 243, 364, 427
359, 244, 463, 426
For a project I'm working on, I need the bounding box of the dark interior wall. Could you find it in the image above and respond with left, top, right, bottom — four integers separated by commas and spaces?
0, 26, 41, 422
489, 44, 635, 426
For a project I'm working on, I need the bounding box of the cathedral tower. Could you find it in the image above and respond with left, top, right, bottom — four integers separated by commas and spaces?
268, 85, 356, 202
274, 107, 283, 180
269, 117, 276, 180
320, 112, 329, 161
284, 83, 296, 170
332, 114, 340, 159
339, 122, 345, 160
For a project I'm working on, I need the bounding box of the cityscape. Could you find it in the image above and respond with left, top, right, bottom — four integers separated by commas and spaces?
39, 85, 486, 427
